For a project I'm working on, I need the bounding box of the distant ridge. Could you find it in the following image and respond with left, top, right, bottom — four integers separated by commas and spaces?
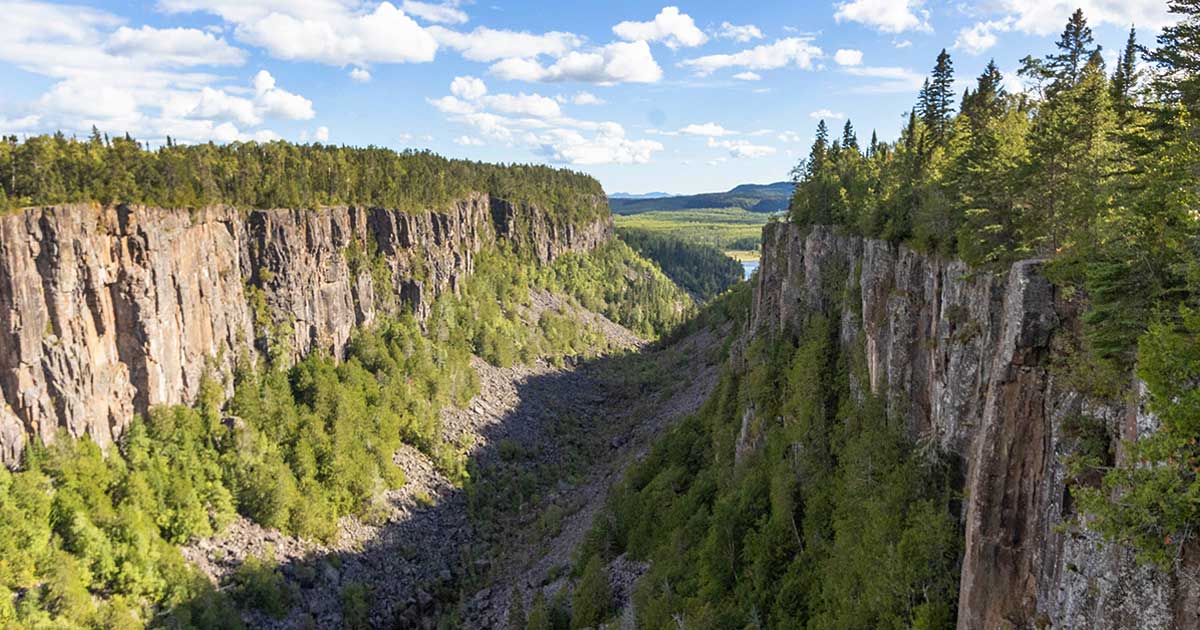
609, 191, 676, 200
608, 181, 793, 215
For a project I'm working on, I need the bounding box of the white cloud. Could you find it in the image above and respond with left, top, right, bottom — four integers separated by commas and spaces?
570, 91, 604, 105
778, 130, 807, 142
834, 0, 930, 34
430, 25, 581, 62
0, 115, 41, 131
429, 95, 478, 115
490, 41, 662, 84
732, 71, 762, 81
162, 0, 437, 66
451, 75, 488, 100
314, 125, 329, 142
0, 3, 310, 144
613, 6, 707, 49
843, 65, 925, 93
808, 109, 846, 120
455, 135, 484, 145
401, 0, 468, 24
483, 92, 561, 118
680, 38, 821, 76
540, 124, 664, 165
707, 137, 776, 158
349, 67, 372, 82
104, 25, 246, 66
679, 122, 736, 137
253, 70, 315, 120
895, 39, 913, 48
834, 49, 863, 66
999, 0, 1171, 36
955, 18, 1014, 55
716, 22, 764, 43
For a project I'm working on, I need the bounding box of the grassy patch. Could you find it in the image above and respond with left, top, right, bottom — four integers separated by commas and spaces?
614, 207, 771, 251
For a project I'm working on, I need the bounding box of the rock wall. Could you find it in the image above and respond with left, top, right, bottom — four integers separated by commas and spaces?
0, 195, 611, 467
749, 222, 1198, 630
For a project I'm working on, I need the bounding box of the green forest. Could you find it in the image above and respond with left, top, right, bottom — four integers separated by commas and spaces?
563, 4, 1200, 629
787, 4, 1200, 569
0, 135, 606, 224
618, 228, 744, 301
0, 233, 688, 629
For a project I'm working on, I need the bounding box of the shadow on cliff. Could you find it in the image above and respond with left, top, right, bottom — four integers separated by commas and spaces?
194, 343, 673, 630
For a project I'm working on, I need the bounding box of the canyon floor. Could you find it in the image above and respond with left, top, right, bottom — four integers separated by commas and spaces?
182, 290, 728, 629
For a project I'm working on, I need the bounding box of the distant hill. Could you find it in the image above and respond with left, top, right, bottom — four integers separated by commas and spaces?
609, 191, 676, 200
608, 181, 794, 215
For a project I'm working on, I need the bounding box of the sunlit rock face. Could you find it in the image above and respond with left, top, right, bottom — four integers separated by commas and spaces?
748, 223, 1198, 630
0, 195, 611, 467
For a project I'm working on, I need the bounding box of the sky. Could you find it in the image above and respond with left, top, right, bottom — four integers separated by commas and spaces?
0, 0, 1177, 195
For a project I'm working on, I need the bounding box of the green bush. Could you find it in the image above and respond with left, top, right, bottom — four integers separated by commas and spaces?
570, 556, 613, 629
230, 553, 292, 618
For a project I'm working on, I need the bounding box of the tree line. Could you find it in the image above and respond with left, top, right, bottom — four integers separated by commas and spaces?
790, 3, 1200, 572
0, 133, 606, 224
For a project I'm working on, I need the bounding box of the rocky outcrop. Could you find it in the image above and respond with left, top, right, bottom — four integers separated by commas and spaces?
749, 223, 1198, 630
0, 195, 611, 467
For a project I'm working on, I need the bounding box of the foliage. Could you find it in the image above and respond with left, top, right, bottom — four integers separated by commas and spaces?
618, 227, 744, 302
786, 4, 1200, 569
613, 206, 771, 252
0, 133, 606, 225
570, 556, 613, 629
608, 182, 793, 215
576, 301, 961, 629
230, 552, 292, 618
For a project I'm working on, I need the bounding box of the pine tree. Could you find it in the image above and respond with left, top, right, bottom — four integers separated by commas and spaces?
962, 60, 1006, 122
506, 588, 527, 630
922, 49, 956, 140
841, 120, 859, 153
1047, 8, 1098, 90
868, 130, 879, 158
1149, 0, 1200, 111
1111, 27, 1141, 118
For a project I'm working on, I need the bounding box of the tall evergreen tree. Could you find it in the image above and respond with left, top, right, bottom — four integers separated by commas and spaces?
841, 120, 859, 153
922, 49, 956, 140
1111, 27, 1142, 118
1149, 0, 1200, 111
1047, 8, 1099, 89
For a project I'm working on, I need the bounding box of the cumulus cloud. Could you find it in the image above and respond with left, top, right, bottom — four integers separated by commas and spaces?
613, 6, 707, 49
450, 75, 488, 100
253, 70, 315, 120
104, 25, 246, 66
349, 67, 372, 82
680, 38, 821, 76
490, 41, 662, 84
954, 18, 1014, 55
716, 22, 764, 43
455, 135, 484, 145
430, 78, 661, 165
161, 0, 437, 66
429, 25, 581, 62
707, 137, 775, 158
568, 92, 604, 105
0, 1, 308, 143
808, 109, 846, 120
778, 130, 807, 142
541, 125, 664, 165
834, 0, 930, 34
314, 125, 330, 142
733, 72, 762, 81
834, 49, 863, 66
679, 122, 737, 137
998, 0, 1171, 36
401, 0, 468, 24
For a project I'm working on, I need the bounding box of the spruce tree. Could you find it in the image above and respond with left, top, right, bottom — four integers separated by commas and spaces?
922, 49, 956, 140
1047, 8, 1098, 90
1149, 0, 1200, 111
1111, 27, 1141, 118
841, 119, 859, 153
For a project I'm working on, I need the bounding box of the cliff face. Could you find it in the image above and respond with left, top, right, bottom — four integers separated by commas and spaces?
750, 223, 1199, 630
0, 195, 611, 467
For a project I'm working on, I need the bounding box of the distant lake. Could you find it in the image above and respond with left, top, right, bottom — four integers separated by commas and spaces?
742, 260, 759, 280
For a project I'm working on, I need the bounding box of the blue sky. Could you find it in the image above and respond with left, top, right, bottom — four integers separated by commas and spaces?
0, 0, 1175, 194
